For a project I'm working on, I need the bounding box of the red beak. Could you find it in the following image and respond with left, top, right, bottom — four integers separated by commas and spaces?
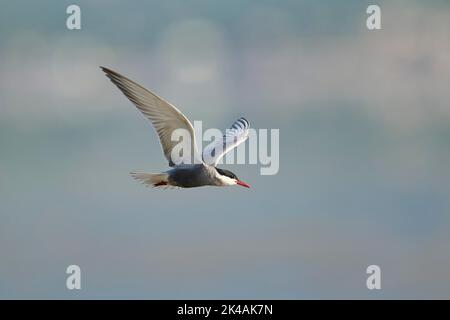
236, 180, 251, 188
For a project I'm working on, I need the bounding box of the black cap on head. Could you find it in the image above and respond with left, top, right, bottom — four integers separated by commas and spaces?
216, 168, 238, 180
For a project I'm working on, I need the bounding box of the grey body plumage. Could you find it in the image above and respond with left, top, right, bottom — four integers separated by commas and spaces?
167, 164, 216, 188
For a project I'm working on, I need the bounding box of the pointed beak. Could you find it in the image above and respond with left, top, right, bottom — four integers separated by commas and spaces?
236, 180, 251, 188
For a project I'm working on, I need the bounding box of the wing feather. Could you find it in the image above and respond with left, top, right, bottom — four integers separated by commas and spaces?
101, 67, 202, 166
202, 117, 250, 166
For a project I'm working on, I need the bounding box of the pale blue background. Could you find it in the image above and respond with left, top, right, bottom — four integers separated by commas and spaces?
1, 0, 450, 299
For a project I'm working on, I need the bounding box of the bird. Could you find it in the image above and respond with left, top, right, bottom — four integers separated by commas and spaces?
100, 67, 251, 189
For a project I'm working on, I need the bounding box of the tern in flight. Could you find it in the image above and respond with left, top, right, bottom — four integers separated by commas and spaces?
100, 67, 251, 189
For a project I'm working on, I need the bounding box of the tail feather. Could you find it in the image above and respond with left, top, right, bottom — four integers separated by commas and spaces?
130, 172, 169, 187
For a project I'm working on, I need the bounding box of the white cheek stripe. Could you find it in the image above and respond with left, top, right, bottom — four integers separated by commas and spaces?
217, 174, 236, 186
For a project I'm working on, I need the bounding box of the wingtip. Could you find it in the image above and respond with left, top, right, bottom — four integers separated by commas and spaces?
99, 66, 114, 75
232, 117, 250, 129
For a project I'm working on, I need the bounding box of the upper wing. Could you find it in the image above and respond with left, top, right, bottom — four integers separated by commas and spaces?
101, 67, 202, 166
202, 117, 250, 166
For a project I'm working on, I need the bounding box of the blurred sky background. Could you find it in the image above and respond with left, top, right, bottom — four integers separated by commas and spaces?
1, 0, 450, 299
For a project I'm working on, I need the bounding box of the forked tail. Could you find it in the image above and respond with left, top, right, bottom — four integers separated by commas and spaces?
130, 172, 169, 187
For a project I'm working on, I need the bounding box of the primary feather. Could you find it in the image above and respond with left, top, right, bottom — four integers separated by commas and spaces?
202, 117, 250, 166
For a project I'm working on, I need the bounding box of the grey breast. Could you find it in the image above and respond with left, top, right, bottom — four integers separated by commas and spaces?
167, 164, 215, 188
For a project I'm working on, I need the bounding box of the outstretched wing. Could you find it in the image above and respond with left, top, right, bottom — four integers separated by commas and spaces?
101, 67, 202, 166
202, 117, 250, 166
